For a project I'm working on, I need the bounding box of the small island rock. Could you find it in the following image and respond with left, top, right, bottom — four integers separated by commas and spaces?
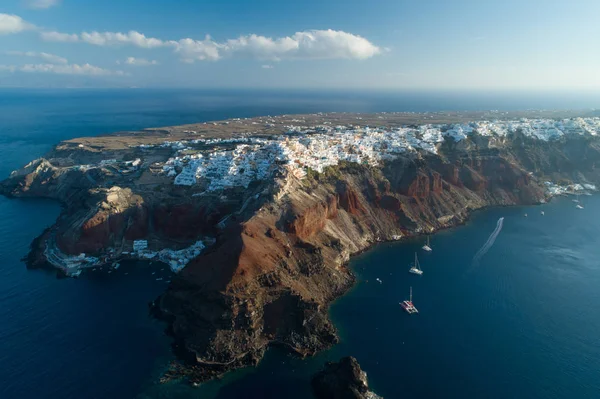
311, 356, 383, 399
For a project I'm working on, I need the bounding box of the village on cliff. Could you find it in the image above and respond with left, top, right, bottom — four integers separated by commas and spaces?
51, 117, 600, 276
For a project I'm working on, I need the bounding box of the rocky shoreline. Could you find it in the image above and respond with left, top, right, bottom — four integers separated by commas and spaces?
2, 111, 600, 385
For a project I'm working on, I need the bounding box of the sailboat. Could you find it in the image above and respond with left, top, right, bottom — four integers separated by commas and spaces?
422, 236, 432, 252
400, 286, 418, 314
409, 253, 423, 275
574, 194, 584, 209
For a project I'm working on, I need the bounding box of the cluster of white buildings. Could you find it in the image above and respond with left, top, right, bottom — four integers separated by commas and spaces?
44, 239, 101, 277
50, 252, 100, 277
155, 126, 446, 188
132, 240, 205, 273
75, 158, 143, 175
143, 118, 600, 191
45, 239, 207, 277
279, 126, 444, 172
441, 118, 600, 141
162, 140, 282, 190
544, 181, 597, 196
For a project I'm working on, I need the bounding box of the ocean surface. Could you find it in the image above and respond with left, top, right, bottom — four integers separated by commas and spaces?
1, 89, 599, 399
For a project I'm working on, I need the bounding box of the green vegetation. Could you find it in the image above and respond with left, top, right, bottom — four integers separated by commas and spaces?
303, 161, 374, 185
338, 160, 370, 174
304, 166, 341, 184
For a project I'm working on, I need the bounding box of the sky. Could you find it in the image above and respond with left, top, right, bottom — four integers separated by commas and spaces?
0, 0, 599, 89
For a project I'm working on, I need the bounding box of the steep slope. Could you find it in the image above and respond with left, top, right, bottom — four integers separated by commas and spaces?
152, 136, 600, 383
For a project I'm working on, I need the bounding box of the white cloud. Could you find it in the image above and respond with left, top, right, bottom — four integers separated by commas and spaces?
23, 0, 61, 9
219, 30, 380, 61
261, 64, 274, 69
40, 31, 79, 42
22, 63, 120, 76
177, 29, 380, 62
124, 57, 158, 66
0, 13, 35, 35
174, 36, 221, 62
0, 65, 17, 72
291, 30, 381, 60
36, 26, 381, 63
41, 30, 167, 48
6, 51, 68, 64
174, 30, 380, 63
0, 63, 126, 76
80, 31, 167, 48
222, 34, 296, 61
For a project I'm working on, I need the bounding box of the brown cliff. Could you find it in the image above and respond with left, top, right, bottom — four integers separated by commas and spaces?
153, 141, 600, 384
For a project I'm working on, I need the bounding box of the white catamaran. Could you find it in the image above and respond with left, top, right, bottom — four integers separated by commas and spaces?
400, 286, 418, 314
422, 236, 432, 252
409, 252, 423, 275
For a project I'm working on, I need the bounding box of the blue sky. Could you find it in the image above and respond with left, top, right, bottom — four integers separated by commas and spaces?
1, 0, 599, 89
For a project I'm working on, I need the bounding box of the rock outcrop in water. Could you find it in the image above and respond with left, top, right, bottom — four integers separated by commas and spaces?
2, 111, 600, 384
312, 357, 382, 399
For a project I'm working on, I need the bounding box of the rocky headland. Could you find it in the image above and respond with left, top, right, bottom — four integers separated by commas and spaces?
2, 110, 600, 384
312, 357, 382, 399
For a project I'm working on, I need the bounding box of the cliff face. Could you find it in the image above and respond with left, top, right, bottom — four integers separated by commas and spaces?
153, 148, 554, 382
155, 134, 600, 383
312, 357, 382, 399
2, 124, 600, 384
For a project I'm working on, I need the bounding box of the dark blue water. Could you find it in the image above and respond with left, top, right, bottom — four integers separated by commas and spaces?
1, 89, 599, 399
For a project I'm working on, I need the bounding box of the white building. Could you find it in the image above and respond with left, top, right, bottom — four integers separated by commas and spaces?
133, 240, 148, 251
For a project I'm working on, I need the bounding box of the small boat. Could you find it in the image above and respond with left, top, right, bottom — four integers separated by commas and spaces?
541, 211, 545, 215
409, 253, 423, 275
422, 236, 432, 252
400, 286, 418, 314
576, 204, 584, 209
524, 213, 528, 217
573, 194, 580, 203
376, 278, 383, 284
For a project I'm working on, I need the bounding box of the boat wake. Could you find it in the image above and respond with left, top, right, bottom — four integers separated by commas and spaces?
471, 217, 504, 268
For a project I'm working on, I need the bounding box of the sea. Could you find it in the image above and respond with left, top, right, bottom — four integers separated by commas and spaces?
1, 88, 599, 399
